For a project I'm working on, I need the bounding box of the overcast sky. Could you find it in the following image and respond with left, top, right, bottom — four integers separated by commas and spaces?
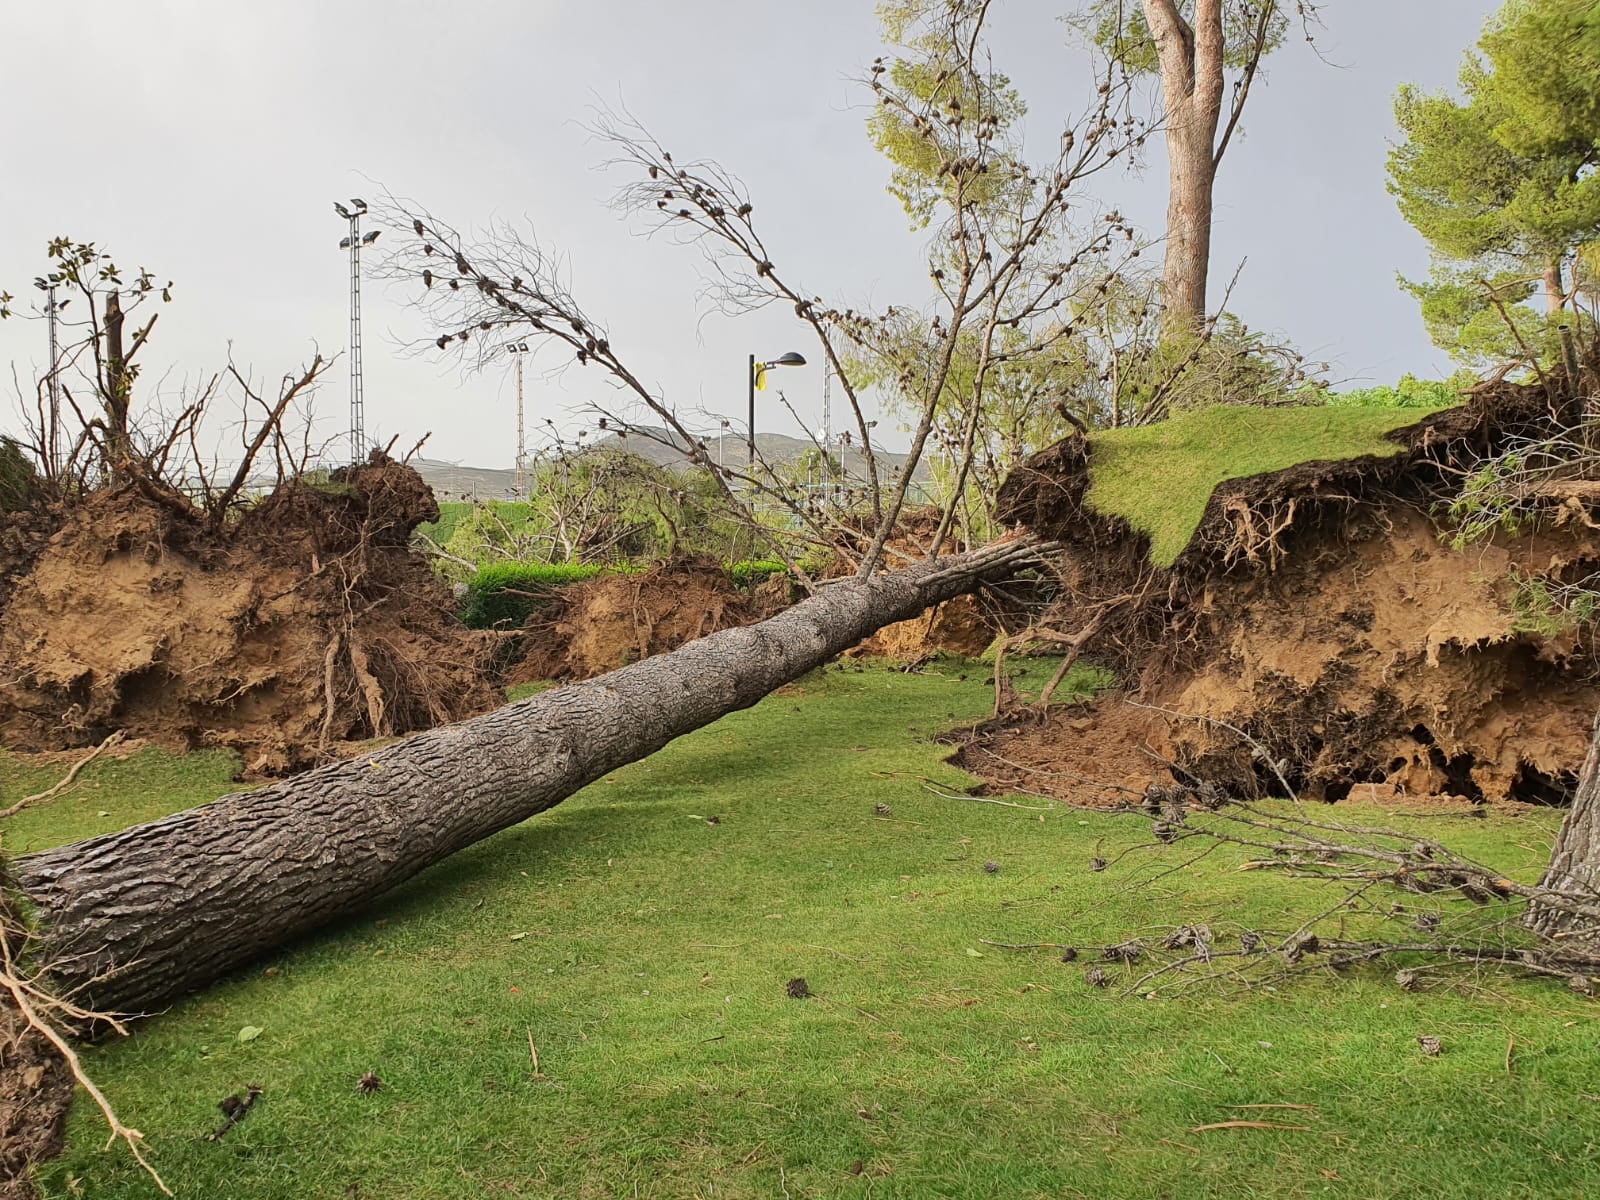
1, 1, 1501, 468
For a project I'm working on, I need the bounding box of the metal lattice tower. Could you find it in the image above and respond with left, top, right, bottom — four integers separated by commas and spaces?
822, 356, 834, 505
509, 342, 530, 497
335, 198, 372, 464
42, 283, 61, 476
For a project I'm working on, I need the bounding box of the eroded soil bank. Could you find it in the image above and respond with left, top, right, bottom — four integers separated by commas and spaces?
0, 458, 499, 775
978, 386, 1599, 807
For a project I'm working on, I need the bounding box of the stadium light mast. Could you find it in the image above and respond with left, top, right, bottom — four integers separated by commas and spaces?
335, 198, 377, 463
508, 342, 531, 497
33, 277, 62, 476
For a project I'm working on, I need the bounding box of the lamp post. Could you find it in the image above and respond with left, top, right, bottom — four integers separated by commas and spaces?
508, 342, 530, 498
746, 351, 807, 469
334, 198, 378, 463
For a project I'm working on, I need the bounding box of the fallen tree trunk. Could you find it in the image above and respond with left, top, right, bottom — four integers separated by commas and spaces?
7, 539, 1046, 1018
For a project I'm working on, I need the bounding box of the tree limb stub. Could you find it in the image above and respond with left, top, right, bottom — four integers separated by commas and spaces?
10, 539, 1049, 1019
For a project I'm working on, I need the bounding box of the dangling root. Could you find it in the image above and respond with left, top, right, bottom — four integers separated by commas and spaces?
0, 921, 171, 1196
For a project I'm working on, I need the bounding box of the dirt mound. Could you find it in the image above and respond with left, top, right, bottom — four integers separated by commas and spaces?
509, 557, 793, 683
0, 504, 61, 622
851, 593, 1000, 661
0, 457, 499, 774
953, 697, 1166, 808
982, 386, 1600, 806
0, 995, 71, 1200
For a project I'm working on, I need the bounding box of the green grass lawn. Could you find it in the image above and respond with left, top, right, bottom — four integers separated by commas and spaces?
10, 662, 1597, 1199
1086, 404, 1456, 567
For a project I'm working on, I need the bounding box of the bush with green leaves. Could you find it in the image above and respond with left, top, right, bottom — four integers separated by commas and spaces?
461, 562, 606, 629
0, 437, 39, 512
1328, 372, 1475, 410
725, 559, 786, 590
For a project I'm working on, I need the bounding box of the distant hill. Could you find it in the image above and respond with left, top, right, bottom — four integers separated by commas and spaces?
411, 427, 927, 503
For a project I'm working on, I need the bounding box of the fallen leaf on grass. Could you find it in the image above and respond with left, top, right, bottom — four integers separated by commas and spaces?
236, 1026, 263, 1043
1191, 1121, 1310, 1133
508, 932, 528, 941
1319, 1169, 1342, 1181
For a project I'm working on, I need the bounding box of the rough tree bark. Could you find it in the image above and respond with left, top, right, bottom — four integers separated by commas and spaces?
1144, 0, 1226, 330
7, 539, 1046, 1019
1529, 705, 1600, 945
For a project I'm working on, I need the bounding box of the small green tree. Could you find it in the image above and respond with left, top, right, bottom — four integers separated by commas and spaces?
1389, 0, 1600, 367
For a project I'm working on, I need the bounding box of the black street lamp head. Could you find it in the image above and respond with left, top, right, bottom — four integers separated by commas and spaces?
769, 351, 806, 368
334, 202, 353, 219
350, 198, 368, 213
362, 230, 381, 245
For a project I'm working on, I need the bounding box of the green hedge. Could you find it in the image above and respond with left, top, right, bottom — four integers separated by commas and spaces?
462, 562, 605, 628
725, 559, 786, 590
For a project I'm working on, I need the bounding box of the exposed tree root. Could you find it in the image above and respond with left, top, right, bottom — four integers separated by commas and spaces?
0, 918, 169, 1196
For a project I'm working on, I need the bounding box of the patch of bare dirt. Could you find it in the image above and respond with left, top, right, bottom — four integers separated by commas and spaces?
0, 457, 499, 774
953, 697, 1167, 808
978, 384, 1600, 807
0, 995, 71, 1200
851, 593, 1000, 661
509, 557, 793, 684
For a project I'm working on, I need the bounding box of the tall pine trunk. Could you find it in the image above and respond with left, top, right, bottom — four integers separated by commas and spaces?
7, 540, 1043, 1019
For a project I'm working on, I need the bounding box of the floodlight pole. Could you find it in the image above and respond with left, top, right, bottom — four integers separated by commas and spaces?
42, 283, 61, 477
336, 200, 370, 464
509, 343, 530, 498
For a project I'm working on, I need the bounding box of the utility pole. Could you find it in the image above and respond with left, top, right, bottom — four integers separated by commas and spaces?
335, 199, 377, 464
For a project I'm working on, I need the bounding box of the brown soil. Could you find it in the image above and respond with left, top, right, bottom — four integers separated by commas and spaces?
0, 457, 499, 774
509, 557, 793, 684
954, 697, 1168, 808
978, 385, 1600, 807
0, 996, 71, 1200
851, 593, 1000, 661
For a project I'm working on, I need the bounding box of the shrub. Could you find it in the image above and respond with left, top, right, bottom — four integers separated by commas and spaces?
462, 562, 605, 628
725, 559, 786, 590
1328, 372, 1472, 410
0, 438, 40, 513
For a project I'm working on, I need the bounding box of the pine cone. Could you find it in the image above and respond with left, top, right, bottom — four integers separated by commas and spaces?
983, 861, 1000, 874
358, 1071, 383, 1093
1085, 967, 1108, 988
875, 803, 892, 815
786, 977, 811, 1000
1417, 1036, 1443, 1057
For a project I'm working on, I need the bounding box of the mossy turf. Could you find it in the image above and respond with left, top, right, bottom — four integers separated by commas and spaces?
10, 662, 1596, 1199
1086, 404, 1457, 567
